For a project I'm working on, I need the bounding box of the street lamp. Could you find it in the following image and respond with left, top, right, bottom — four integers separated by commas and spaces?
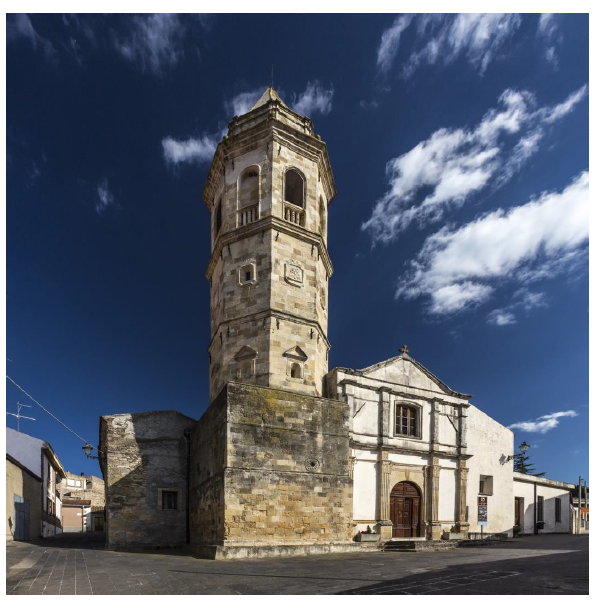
82, 443, 100, 460
507, 441, 530, 462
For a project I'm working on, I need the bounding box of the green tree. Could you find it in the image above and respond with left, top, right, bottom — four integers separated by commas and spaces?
512, 441, 545, 477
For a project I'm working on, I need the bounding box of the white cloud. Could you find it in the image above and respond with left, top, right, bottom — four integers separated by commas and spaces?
378, 14, 522, 76
114, 14, 187, 74
487, 310, 516, 326
226, 87, 266, 117
225, 81, 334, 119
508, 410, 578, 434
487, 289, 548, 326
377, 14, 414, 72
362, 85, 588, 245
538, 14, 561, 67
96, 179, 116, 215
397, 171, 589, 315
292, 81, 334, 117
7, 13, 56, 58
162, 136, 217, 166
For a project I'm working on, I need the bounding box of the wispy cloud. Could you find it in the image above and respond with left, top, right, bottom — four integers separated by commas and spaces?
377, 14, 522, 77
7, 14, 57, 59
291, 81, 334, 117
362, 84, 588, 245
508, 410, 578, 434
538, 14, 561, 68
397, 171, 589, 315
226, 87, 266, 117
487, 289, 548, 326
162, 135, 218, 166
377, 14, 414, 72
224, 81, 334, 119
114, 14, 193, 75
95, 179, 117, 215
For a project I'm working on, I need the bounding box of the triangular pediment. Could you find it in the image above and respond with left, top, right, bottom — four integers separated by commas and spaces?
358, 354, 471, 399
283, 346, 308, 361
233, 346, 258, 361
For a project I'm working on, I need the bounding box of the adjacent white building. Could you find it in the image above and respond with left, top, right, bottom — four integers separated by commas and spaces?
6, 428, 67, 537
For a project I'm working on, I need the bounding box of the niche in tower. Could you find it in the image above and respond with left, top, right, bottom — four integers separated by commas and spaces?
230, 345, 258, 380
283, 346, 308, 381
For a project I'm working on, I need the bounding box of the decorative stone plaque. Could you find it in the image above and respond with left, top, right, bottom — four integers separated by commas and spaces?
285, 261, 303, 286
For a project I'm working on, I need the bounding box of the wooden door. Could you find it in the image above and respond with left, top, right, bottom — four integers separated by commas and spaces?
515, 497, 520, 526
14, 495, 30, 541
391, 482, 421, 538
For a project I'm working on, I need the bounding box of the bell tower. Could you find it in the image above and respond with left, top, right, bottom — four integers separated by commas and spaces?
202, 87, 336, 403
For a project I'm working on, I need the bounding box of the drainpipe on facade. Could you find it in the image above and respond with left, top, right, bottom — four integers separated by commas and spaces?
184, 429, 191, 545
578, 476, 582, 534
534, 482, 538, 535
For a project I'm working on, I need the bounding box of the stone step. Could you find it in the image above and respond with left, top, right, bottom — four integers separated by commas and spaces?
381, 538, 505, 552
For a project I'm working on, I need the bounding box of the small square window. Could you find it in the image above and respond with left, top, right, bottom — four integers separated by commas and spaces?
239, 263, 256, 285
479, 475, 493, 495
162, 491, 178, 510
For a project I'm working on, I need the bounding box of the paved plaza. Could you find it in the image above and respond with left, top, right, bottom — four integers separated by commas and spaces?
6, 533, 588, 595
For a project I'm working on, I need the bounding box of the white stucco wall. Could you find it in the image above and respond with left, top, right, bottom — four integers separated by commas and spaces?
514, 474, 574, 534
353, 458, 378, 521
466, 405, 514, 535
439, 468, 458, 523
6, 428, 44, 477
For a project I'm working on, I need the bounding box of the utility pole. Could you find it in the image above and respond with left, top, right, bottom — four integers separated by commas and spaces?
577, 476, 582, 535
6, 402, 36, 431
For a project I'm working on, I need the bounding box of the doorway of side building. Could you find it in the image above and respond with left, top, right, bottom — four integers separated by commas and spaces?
390, 481, 421, 538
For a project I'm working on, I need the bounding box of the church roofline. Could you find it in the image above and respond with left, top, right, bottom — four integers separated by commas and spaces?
329, 353, 473, 400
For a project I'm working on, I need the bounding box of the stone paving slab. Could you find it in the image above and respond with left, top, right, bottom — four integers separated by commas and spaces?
6, 534, 589, 595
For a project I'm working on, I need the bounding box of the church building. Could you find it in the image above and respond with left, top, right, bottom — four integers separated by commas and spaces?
98, 88, 570, 559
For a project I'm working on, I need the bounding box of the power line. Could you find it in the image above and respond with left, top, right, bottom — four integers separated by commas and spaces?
6, 374, 102, 454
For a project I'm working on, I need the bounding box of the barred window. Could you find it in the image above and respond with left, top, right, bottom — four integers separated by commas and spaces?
555, 497, 562, 523
537, 495, 544, 522
395, 404, 418, 437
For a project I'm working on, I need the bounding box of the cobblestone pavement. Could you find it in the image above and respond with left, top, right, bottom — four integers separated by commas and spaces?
6, 533, 588, 595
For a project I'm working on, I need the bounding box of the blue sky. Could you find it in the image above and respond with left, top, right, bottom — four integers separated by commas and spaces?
5, 14, 588, 483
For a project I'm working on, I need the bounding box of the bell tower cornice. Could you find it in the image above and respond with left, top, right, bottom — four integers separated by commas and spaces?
202, 97, 336, 210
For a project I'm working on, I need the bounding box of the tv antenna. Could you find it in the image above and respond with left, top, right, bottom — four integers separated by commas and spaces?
7, 402, 36, 432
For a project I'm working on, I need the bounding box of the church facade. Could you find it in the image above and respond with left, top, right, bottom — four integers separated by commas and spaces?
98, 88, 563, 558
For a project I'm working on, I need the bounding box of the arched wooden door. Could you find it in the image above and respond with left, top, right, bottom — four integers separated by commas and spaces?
390, 481, 421, 538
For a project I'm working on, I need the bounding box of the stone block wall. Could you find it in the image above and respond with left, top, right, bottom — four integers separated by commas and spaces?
99, 411, 196, 549
190, 381, 353, 553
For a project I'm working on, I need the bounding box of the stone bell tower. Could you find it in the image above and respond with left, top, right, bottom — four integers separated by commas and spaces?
202, 87, 336, 403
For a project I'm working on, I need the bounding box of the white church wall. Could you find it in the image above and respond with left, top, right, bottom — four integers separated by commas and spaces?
439, 468, 458, 523
388, 453, 428, 466
438, 405, 460, 447
466, 405, 514, 535
352, 459, 377, 522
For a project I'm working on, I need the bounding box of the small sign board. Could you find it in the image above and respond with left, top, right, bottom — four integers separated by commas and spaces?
477, 496, 488, 525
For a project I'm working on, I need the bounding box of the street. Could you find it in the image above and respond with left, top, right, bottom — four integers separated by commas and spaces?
6, 533, 588, 595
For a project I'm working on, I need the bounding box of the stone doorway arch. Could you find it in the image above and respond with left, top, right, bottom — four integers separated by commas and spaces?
390, 481, 421, 538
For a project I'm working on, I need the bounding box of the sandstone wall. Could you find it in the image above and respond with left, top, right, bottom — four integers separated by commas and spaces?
190, 382, 353, 553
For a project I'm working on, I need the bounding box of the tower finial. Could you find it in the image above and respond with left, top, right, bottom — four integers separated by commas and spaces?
271, 64, 274, 89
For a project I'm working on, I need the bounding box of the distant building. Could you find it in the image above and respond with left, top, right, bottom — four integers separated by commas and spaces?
6, 428, 67, 539
57, 471, 105, 532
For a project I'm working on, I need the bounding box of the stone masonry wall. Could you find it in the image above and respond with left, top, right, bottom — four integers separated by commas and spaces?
189, 382, 353, 551
189, 389, 228, 547
100, 411, 195, 549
